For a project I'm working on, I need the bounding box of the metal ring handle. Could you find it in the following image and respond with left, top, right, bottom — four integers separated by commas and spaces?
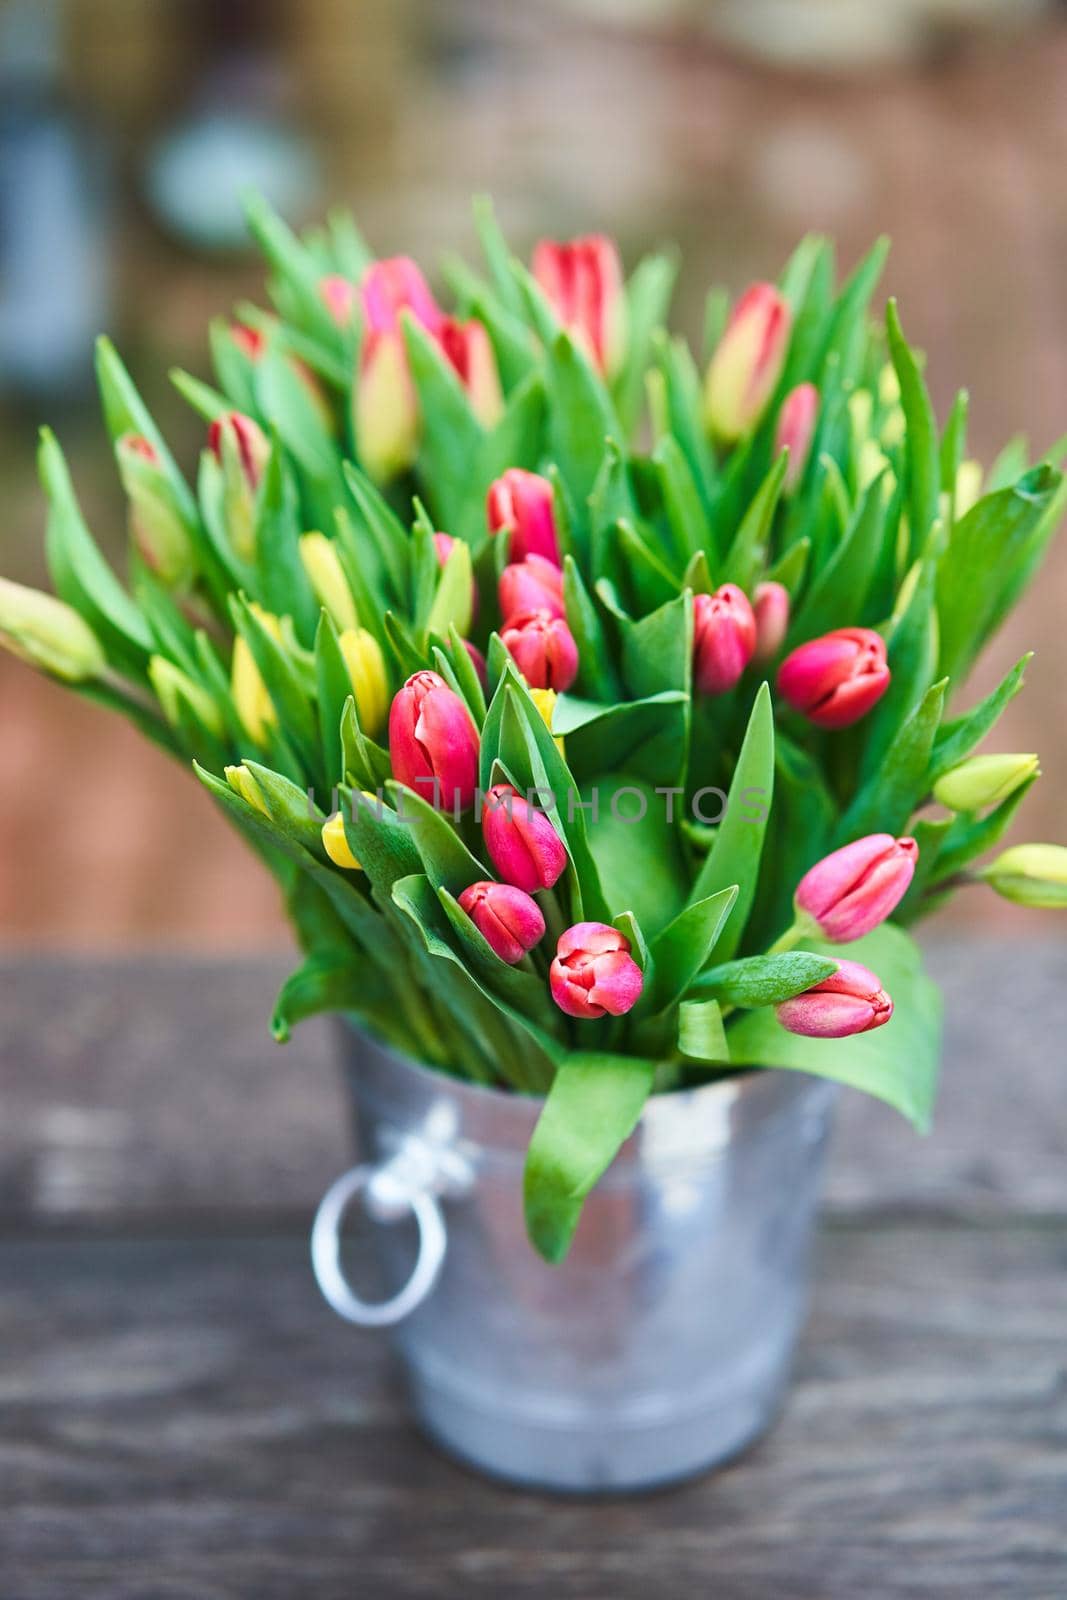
311, 1164, 447, 1329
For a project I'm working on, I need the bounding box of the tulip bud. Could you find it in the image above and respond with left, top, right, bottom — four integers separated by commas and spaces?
486, 469, 562, 567
338, 626, 389, 739
482, 783, 567, 893
148, 655, 223, 737
531, 234, 628, 378
231, 604, 283, 746
777, 627, 890, 729
499, 555, 565, 622
703, 283, 792, 445
229, 322, 267, 362
980, 844, 1067, 909
438, 317, 504, 429
795, 834, 918, 942
0, 578, 105, 683
500, 607, 579, 692
433, 531, 479, 625
692, 584, 757, 695
549, 922, 644, 1019
934, 754, 1040, 814
356, 257, 442, 483
388, 669, 480, 813
458, 880, 546, 964
954, 460, 983, 520
115, 434, 197, 589
320, 274, 358, 327
207, 411, 270, 561
225, 763, 271, 817
529, 687, 565, 757
752, 581, 790, 666
322, 811, 362, 871
300, 532, 359, 634
776, 959, 893, 1039
774, 382, 818, 494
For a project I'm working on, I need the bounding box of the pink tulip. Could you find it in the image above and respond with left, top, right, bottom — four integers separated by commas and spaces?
486, 469, 562, 567
795, 834, 919, 942
482, 783, 567, 893
433, 531, 479, 624
230, 322, 267, 362
777, 627, 890, 729
549, 922, 644, 1019
438, 316, 504, 429
692, 584, 757, 695
388, 670, 479, 813
775, 382, 819, 494
752, 581, 790, 666
776, 959, 893, 1040
458, 880, 546, 964
499, 555, 565, 622
704, 283, 792, 444
500, 607, 579, 692
356, 257, 443, 482
207, 411, 269, 492
320, 274, 358, 327
532, 234, 628, 378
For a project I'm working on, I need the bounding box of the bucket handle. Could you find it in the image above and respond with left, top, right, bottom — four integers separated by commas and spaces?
311, 1162, 447, 1329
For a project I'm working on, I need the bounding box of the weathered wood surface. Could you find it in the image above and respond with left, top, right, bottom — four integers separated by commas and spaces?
1, 945, 1065, 1597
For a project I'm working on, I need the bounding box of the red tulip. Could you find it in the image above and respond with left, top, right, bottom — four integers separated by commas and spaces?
356, 257, 443, 481
704, 283, 792, 444
775, 382, 819, 494
776, 959, 893, 1039
549, 922, 644, 1019
482, 783, 567, 893
388, 670, 479, 813
458, 880, 546, 964
752, 581, 790, 666
438, 316, 503, 429
486, 469, 561, 567
499, 555, 565, 622
500, 608, 579, 692
532, 234, 628, 378
777, 627, 890, 729
229, 321, 267, 362
795, 834, 918, 942
692, 584, 757, 695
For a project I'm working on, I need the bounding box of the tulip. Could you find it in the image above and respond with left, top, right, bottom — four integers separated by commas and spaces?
388, 670, 479, 813
486, 469, 561, 567
795, 834, 918, 942
338, 626, 389, 738
775, 382, 818, 494
229, 321, 266, 362
499, 555, 565, 622
703, 283, 792, 445
433, 531, 479, 624
529, 687, 565, 757
934, 754, 1039, 814
437, 317, 504, 429
115, 434, 197, 589
776, 959, 893, 1039
482, 783, 567, 893
458, 880, 546, 964
500, 607, 579, 692
148, 656, 223, 737
320, 274, 358, 327
225, 763, 271, 817
954, 460, 983, 520
356, 257, 442, 482
322, 811, 361, 871
0, 578, 105, 683
980, 844, 1067, 909
752, 581, 790, 666
549, 922, 644, 1019
207, 411, 270, 561
777, 627, 890, 729
300, 532, 359, 633
231, 604, 283, 746
229, 323, 334, 434
692, 584, 757, 695
531, 234, 628, 378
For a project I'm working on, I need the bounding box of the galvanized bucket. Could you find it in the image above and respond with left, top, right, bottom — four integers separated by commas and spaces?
312, 1026, 838, 1493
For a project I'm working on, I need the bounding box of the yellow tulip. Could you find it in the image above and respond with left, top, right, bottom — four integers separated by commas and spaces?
322, 811, 361, 870
231, 604, 283, 746
338, 627, 388, 738
529, 687, 565, 758
299, 532, 359, 633
225, 763, 271, 817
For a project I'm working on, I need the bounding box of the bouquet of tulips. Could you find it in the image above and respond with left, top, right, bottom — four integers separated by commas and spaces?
3, 198, 1066, 1260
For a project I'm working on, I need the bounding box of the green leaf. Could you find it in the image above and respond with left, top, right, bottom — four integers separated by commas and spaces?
689, 682, 774, 960
654, 435, 713, 569
723, 453, 789, 591
425, 537, 473, 641
563, 556, 619, 701
386, 782, 489, 896
939, 389, 969, 494
403, 314, 484, 531
790, 471, 888, 646
693, 951, 839, 1008
840, 678, 948, 841
930, 654, 1031, 779
95, 338, 200, 529
647, 886, 738, 1013
254, 443, 320, 643
678, 999, 729, 1063
614, 251, 678, 437
271, 950, 371, 1042
523, 1052, 657, 1262
582, 774, 688, 938
886, 298, 940, 557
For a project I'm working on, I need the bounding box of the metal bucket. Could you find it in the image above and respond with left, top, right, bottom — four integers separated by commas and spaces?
312, 1026, 838, 1493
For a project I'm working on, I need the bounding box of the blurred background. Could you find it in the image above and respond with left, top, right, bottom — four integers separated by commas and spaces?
2, 0, 1065, 949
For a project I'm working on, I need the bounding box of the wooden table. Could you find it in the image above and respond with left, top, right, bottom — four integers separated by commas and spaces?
2, 942, 1065, 1598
